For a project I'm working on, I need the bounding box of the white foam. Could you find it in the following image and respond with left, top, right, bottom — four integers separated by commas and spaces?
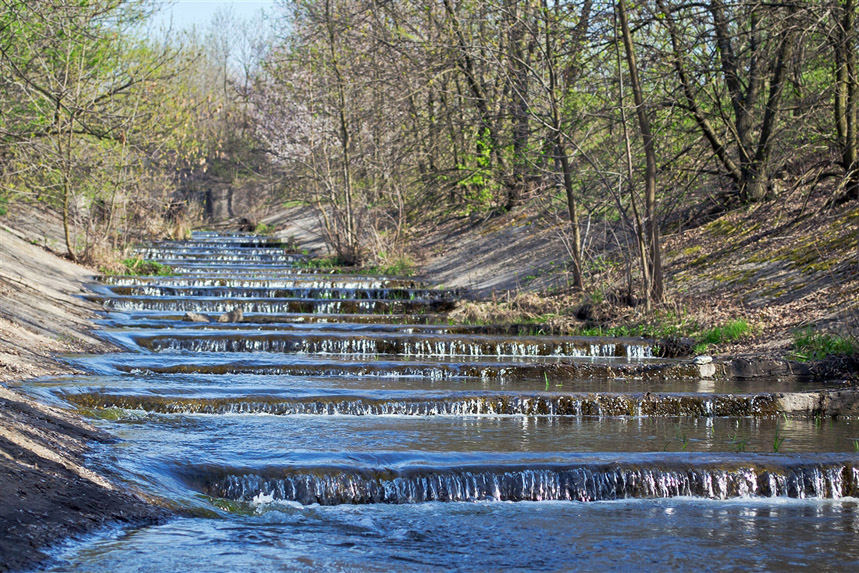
251, 491, 276, 506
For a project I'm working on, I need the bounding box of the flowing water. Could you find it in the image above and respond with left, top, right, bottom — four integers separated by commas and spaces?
19, 232, 859, 570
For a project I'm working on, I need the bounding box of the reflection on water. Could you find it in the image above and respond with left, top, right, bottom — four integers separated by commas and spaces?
49, 499, 859, 571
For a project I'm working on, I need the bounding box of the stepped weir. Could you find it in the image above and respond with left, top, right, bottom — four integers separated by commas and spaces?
27, 231, 859, 570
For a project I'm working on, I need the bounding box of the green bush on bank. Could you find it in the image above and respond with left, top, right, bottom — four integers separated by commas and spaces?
254, 223, 275, 236
579, 316, 751, 354
296, 254, 416, 277
365, 256, 415, 277
296, 256, 340, 270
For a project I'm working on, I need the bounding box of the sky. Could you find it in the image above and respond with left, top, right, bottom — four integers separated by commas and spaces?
155, 0, 276, 31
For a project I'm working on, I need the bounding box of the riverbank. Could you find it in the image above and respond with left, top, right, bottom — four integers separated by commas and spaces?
267, 188, 858, 367
0, 205, 119, 382
1, 211, 166, 571
0, 387, 166, 571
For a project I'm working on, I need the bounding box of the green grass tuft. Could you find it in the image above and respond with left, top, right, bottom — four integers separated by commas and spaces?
576, 311, 697, 340
254, 222, 275, 236
693, 319, 751, 354
791, 328, 857, 361
365, 256, 416, 277
296, 256, 341, 270
102, 258, 173, 276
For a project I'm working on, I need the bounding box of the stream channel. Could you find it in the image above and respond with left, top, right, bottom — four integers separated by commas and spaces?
21, 232, 859, 570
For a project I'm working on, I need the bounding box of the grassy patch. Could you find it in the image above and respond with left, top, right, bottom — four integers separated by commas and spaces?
102, 258, 173, 276
365, 256, 416, 277
572, 309, 699, 340
296, 256, 341, 270
693, 319, 751, 354
123, 258, 173, 276
791, 328, 858, 361
681, 245, 702, 257
705, 218, 739, 237
254, 223, 275, 236
282, 199, 309, 209
296, 254, 417, 277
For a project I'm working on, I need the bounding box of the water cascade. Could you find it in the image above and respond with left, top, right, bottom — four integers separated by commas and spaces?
26, 231, 859, 570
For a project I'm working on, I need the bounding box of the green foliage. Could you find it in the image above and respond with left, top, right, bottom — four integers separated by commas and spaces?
0, 0, 203, 261
729, 431, 748, 453
791, 329, 858, 361
296, 256, 340, 269
772, 424, 786, 453
102, 258, 173, 276
456, 128, 499, 214
366, 256, 416, 277
254, 223, 275, 236
389, 261, 416, 277
586, 256, 620, 274
576, 311, 698, 340
693, 319, 751, 354
282, 199, 308, 209
0, 195, 8, 217
675, 425, 689, 451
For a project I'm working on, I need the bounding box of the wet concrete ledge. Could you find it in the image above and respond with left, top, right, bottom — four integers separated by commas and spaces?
777, 388, 859, 418
690, 356, 848, 383
63, 388, 859, 418
696, 358, 859, 417
725, 357, 814, 380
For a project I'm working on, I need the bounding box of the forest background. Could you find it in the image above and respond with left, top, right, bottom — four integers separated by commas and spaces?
1, 0, 857, 355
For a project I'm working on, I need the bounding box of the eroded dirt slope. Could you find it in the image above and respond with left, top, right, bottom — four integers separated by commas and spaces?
0, 387, 164, 572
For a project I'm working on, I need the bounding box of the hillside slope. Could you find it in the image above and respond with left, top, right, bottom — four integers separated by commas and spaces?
1, 210, 116, 382
273, 192, 858, 356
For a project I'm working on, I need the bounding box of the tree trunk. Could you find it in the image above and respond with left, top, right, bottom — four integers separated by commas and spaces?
834, 0, 858, 200
61, 108, 77, 262
557, 141, 584, 290
324, 0, 358, 264
542, 0, 583, 289
617, 0, 662, 303
505, 0, 531, 210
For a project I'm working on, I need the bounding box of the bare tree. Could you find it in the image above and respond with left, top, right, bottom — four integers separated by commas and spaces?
617, 0, 662, 305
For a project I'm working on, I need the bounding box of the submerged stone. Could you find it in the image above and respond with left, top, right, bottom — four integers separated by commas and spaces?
183, 312, 209, 323
217, 309, 244, 323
